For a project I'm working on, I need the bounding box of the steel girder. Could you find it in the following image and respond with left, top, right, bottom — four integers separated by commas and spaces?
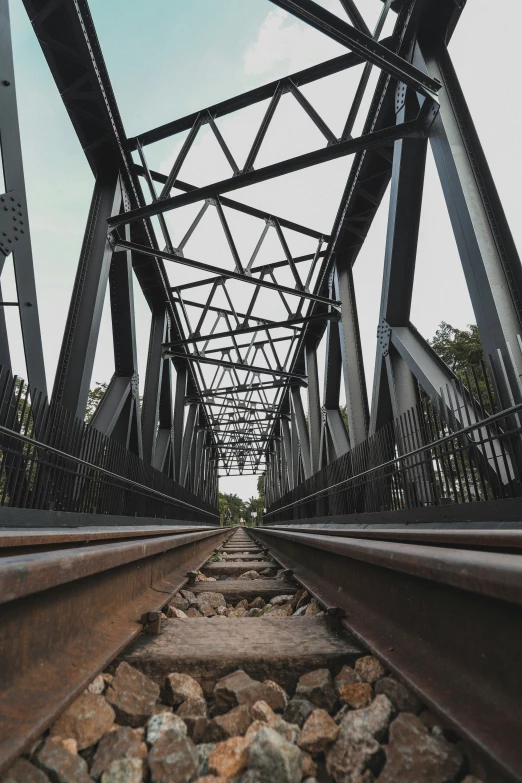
0, 0, 47, 396
13, 0, 522, 496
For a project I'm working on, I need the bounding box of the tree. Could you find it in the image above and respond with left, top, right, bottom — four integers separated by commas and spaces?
85, 382, 108, 422
429, 321, 494, 409
257, 474, 265, 499
429, 322, 485, 374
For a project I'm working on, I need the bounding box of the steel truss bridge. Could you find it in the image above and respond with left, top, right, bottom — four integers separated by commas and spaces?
0, 0, 521, 525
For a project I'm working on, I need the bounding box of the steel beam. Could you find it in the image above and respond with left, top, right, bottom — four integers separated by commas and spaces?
290, 385, 312, 479
108, 120, 420, 229
334, 264, 369, 446
369, 86, 428, 433
53, 174, 121, 419
165, 351, 306, 381
269, 0, 441, 99
417, 45, 522, 409
0, 0, 47, 396
142, 309, 169, 465
113, 237, 339, 307
164, 312, 338, 349
305, 343, 322, 474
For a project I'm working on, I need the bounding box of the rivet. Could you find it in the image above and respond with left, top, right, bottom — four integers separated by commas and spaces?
2, 80, 10, 87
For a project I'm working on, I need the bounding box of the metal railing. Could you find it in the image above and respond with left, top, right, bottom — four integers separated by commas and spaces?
0, 367, 217, 523
266, 357, 522, 522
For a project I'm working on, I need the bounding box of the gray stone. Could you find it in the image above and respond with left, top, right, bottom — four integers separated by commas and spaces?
295, 669, 336, 712
231, 771, 262, 783
214, 670, 281, 712
196, 592, 227, 609
146, 712, 187, 745
272, 718, 300, 744
325, 695, 393, 783
87, 675, 106, 695
195, 743, 217, 777
355, 657, 386, 684
1, 758, 50, 783
36, 737, 92, 783
205, 705, 252, 741
106, 662, 159, 727
169, 596, 190, 612
293, 606, 307, 616
180, 590, 196, 602
374, 677, 422, 713
167, 607, 188, 619
269, 595, 296, 606
177, 697, 209, 742
334, 665, 362, 694
237, 571, 260, 580
100, 758, 142, 783
91, 726, 145, 780
248, 726, 302, 783
283, 699, 315, 728
377, 712, 462, 783
164, 672, 204, 706
298, 709, 340, 753
148, 730, 198, 783
50, 692, 115, 750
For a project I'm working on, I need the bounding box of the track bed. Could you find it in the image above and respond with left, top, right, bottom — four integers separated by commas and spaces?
1, 527, 495, 783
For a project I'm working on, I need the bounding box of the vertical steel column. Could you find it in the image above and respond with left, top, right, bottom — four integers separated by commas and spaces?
281, 415, 293, 492
0, 0, 47, 395
108, 223, 142, 456
142, 309, 169, 464
419, 45, 522, 407
321, 307, 350, 462
180, 401, 198, 488
369, 85, 428, 433
333, 262, 368, 446
52, 172, 121, 418
172, 361, 188, 482
193, 428, 205, 496
305, 342, 322, 474
290, 384, 312, 479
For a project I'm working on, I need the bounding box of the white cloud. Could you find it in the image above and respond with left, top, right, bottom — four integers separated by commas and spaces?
243, 6, 344, 77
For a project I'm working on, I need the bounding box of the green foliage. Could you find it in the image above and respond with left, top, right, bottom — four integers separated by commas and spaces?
429, 321, 493, 408
218, 477, 265, 526
85, 382, 108, 422
429, 322, 485, 374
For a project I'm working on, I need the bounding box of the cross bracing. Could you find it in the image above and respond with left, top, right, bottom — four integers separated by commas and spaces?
1, 0, 521, 506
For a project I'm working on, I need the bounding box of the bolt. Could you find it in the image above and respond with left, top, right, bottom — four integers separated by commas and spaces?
2, 80, 10, 87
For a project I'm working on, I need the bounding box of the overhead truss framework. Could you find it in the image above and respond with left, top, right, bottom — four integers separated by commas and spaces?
4, 0, 522, 499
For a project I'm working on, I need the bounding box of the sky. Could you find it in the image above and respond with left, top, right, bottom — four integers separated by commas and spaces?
5, 0, 522, 501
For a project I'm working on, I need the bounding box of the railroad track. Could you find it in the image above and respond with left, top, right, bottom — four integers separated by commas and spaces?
0, 524, 520, 782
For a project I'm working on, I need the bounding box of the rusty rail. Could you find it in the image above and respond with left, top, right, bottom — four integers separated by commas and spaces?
254, 526, 522, 782
0, 524, 230, 773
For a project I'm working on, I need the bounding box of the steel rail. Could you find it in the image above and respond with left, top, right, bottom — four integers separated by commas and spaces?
254, 526, 522, 782
265, 400, 522, 516
0, 423, 218, 520
0, 525, 230, 774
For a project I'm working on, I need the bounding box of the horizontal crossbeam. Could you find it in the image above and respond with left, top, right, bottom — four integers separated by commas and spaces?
128, 50, 366, 149
134, 167, 328, 241
111, 236, 339, 307
269, 0, 441, 99
164, 311, 339, 348
108, 119, 420, 228
165, 351, 306, 380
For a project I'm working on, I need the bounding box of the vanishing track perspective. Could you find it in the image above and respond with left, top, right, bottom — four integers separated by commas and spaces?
1, 525, 520, 783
